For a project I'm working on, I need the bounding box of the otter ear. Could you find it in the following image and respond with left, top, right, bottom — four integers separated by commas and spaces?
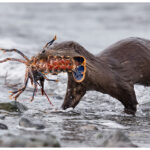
72, 56, 86, 82
43, 35, 57, 49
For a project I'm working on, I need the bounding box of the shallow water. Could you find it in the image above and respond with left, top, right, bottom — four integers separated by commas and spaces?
0, 3, 150, 147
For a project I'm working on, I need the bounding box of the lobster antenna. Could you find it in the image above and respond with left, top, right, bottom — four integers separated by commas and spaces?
36, 81, 54, 106
0, 48, 29, 61
0, 58, 27, 64
43, 35, 57, 48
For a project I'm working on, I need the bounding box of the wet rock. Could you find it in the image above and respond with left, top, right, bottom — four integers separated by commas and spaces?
0, 101, 28, 113
0, 134, 60, 147
99, 130, 137, 147
19, 117, 45, 130
0, 123, 8, 130
0, 115, 5, 120
80, 124, 98, 131
96, 133, 103, 139
55, 96, 63, 100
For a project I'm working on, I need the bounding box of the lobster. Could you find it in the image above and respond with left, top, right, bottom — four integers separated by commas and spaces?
0, 36, 86, 105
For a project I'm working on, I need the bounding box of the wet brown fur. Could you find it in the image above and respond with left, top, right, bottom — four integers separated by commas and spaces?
43, 37, 150, 115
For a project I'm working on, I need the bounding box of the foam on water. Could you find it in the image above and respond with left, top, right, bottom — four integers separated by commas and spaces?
50, 107, 73, 113
17, 125, 47, 131
99, 119, 129, 129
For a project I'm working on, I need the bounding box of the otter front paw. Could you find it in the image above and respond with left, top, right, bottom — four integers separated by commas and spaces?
124, 106, 137, 116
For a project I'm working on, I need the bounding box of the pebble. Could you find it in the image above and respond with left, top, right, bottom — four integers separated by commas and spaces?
0, 133, 60, 147
98, 130, 137, 147
0, 101, 28, 113
19, 117, 45, 130
0, 123, 8, 130
0, 115, 5, 120
55, 96, 63, 100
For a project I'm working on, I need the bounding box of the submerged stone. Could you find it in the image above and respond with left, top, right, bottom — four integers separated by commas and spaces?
0, 133, 60, 147
0, 101, 28, 113
99, 130, 137, 147
19, 117, 45, 130
0, 123, 8, 130
0, 115, 5, 120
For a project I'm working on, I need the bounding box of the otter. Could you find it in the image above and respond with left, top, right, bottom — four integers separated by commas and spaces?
39, 37, 150, 115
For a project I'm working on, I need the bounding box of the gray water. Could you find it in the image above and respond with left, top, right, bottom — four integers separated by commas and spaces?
0, 3, 150, 147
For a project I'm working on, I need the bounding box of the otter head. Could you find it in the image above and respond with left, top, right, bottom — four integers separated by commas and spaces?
36, 36, 87, 109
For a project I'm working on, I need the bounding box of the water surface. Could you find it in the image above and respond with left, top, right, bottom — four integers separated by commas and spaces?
0, 3, 150, 147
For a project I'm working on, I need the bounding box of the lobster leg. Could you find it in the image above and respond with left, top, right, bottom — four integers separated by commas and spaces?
36, 81, 53, 106
39, 78, 44, 95
10, 68, 29, 100
30, 82, 38, 102
0, 48, 29, 61
40, 85, 53, 106
38, 71, 58, 82
28, 68, 39, 102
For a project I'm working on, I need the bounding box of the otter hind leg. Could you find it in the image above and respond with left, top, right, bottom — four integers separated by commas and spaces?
112, 83, 138, 115
122, 87, 138, 115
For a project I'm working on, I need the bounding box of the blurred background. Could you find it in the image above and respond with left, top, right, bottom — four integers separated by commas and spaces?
1, 3, 150, 78
0, 3, 150, 54
0, 3, 150, 147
